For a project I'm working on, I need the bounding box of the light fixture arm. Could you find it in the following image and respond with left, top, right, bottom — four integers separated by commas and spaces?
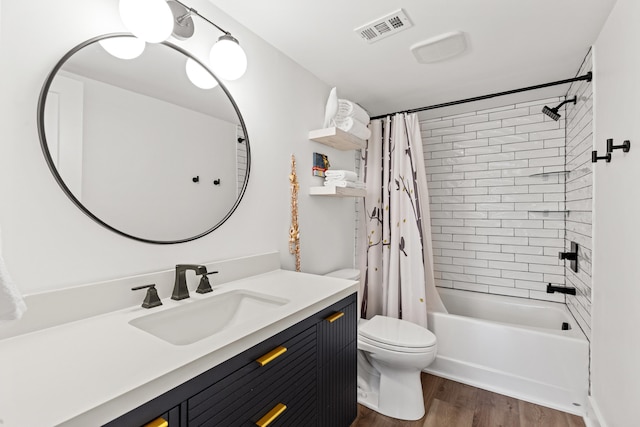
173, 0, 230, 36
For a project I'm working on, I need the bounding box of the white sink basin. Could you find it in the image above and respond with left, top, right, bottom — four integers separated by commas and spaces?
129, 290, 289, 345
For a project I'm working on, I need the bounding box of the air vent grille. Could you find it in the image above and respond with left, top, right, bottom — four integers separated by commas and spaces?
354, 9, 412, 44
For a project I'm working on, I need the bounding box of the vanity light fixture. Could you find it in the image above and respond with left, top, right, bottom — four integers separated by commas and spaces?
98, 37, 146, 60
185, 57, 219, 89
118, 0, 248, 81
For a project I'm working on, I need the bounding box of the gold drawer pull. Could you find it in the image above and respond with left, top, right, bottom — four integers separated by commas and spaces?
325, 311, 345, 323
144, 418, 168, 427
256, 403, 287, 427
256, 346, 287, 367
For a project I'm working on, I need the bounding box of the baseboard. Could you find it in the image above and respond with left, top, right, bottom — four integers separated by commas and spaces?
583, 395, 607, 427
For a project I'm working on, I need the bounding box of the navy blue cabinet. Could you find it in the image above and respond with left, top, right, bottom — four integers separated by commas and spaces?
104, 293, 357, 427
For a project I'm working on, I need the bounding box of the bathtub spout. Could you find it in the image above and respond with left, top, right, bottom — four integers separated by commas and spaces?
547, 284, 576, 295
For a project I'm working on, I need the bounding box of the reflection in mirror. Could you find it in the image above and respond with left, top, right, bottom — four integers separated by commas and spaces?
38, 34, 250, 244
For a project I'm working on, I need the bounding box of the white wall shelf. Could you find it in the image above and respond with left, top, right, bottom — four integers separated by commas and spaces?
308, 127, 366, 151
309, 186, 366, 197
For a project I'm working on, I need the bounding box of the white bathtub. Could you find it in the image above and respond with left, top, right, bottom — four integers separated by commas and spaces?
425, 287, 589, 415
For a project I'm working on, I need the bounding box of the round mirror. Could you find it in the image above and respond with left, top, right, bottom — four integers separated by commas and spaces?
37, 34, 250, 244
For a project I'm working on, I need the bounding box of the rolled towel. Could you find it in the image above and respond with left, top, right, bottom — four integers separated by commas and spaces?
323, 87, 338, 128
324, 180, 366, 189
336, 99, 370, 124
325, 170, 358, 182
334, 117, 371, 141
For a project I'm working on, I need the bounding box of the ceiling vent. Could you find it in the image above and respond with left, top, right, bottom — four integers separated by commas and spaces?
410, 31, 468, 63
354, 9, 412, 44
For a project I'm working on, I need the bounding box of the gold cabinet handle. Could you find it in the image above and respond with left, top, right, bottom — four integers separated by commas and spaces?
143, 418, 168, 427
256, 403, 287, 427
256, 346, 287, 367
325, 311, 345, 323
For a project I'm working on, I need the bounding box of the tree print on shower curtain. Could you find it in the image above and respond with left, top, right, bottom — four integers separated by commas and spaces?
358, 113, 445, 328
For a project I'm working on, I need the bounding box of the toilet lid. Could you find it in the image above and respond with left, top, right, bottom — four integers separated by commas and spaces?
359, 315, 436, 349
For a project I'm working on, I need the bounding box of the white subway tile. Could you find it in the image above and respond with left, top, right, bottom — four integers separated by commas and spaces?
502, 114, 545, 127
488, 160, 529, 170
501, 167, 544, 178
453, 163, 489, 173
435, 280, 453, 288
515, 228, 560, 238
465, 267, 502, 277
476, 228, 514, 236
488, 186, 529, 195
501, 141, 545, 152
465, 243, 501, 252
431, 234, 453, 241
515, 254, 559, 265
431, 172, 465, 181
442, 226, 477, 235
453, 282, 489, 293
515, 280, 547, 292
477, 152, 515, 163
502, 194, 544, 203
434, 263, 464, 273
477, 127, 515, 138
453, 235, 488, 243
454, 139, 490, 149
453, 187, 489, 196
422, 119, 454, 130
476, 203, 515, 211
529, 264, 565, 274
478, 252, 516, 262
465, 146, 502, 156
487, 260, 528, 271
430, 211, 453, 219
429, 189, 453, 196
464, 195, 501, 204
468, 170, 506, 182
442, 249, 477, 259
465, 121, 502, 132
443, 272, 477, 282
529, 128, 565, 141
488, 211, 529, 220
432, 196, 464, 204
529, 238, 564, 247
432, 149, 466, 159
453, 114, 488, 125
434, 256, 453, 264
443, 132, 479, 143
529, 156, 565, 167
515, 148, 560, 160
424, 137, 445, 146
441, 180, 477, 188
441, 204, 477, 212
502, 245, 544, 255
476, 178, 515, 187
432, 218, 464, 226
432, 125, 465, 136
453, 211, 488, 219
452, 258, 488, 267
489, 107, 530, 120
488, 236, 528, 245
503, 270, 544, 281
442, 156, 477, 165
489, 286, 529, 298
476, 276, 516, 288
516, 121, 559, 135
489, 134, 530, 145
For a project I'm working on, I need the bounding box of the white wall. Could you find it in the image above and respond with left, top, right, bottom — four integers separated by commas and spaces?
591, 0, 640, 425
0, 0, 356, 293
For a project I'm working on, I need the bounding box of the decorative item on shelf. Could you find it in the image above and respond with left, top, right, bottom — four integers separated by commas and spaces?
116, 0, 247, 86
312, 152, 330, 177
289, 154, 301, 272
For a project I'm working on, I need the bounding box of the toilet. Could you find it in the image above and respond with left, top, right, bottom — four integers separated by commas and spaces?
325, 269, 438, 421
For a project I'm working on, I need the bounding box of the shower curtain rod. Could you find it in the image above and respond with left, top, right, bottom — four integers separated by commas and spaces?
370, 72, 592, 120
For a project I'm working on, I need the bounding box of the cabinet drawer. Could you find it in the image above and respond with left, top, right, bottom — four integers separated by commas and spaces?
317, 294, 357, 366
188, 326, 317, 426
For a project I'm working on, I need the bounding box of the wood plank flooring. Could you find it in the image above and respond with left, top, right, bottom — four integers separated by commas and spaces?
350, 374, 585, 427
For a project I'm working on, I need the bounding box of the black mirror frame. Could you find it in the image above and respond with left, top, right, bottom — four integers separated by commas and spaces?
37, 33, 251, 244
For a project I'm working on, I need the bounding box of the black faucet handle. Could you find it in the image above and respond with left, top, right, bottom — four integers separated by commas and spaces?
132, 284, 163, 309
196, 271, 219, 294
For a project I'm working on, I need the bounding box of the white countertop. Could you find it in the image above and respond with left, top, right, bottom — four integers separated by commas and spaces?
0, 269, 358, 427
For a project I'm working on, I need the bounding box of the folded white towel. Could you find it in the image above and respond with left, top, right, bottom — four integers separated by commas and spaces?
0, 240, 26, 321
336, 99, 370, 124
325, 170, 358, 182
334, 117, 371, 141
324, 180, 366, 189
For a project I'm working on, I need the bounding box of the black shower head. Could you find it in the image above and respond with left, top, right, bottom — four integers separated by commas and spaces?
541, 96, 577, 121
542, 105, 561, 121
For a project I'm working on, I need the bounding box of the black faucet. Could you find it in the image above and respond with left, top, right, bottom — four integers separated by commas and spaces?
547, 284, 577, 295
172, 264, 208, 300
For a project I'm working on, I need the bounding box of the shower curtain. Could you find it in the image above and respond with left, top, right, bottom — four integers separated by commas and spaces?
358, 113, 446, 328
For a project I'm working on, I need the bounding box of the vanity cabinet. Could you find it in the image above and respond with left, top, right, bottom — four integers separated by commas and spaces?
104, 293, 357, 427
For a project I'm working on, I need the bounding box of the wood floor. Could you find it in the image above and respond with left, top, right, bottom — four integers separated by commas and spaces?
350, 374, 585, 427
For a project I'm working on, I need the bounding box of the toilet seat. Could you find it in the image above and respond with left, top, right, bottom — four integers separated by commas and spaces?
359, 315, 436, 353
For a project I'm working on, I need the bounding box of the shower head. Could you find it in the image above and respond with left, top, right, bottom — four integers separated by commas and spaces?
541, 96, 577, 121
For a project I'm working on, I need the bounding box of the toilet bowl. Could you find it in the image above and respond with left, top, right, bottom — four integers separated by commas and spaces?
325, 269, 438, 421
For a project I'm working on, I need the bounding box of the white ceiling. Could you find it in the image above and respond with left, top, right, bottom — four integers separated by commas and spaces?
209, 0, 616, 117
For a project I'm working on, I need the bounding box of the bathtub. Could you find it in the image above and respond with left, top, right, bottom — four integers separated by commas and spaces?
425, 287, 589, 415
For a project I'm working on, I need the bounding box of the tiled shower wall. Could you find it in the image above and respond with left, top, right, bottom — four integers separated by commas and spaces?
564, 50, 594, 339
422, 98, 569, 303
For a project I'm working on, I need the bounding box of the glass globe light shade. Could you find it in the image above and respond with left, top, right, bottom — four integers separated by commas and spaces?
98, 37, 146, 60
209, 35, 247, 81
185, 58, 219, 90
119, 0, 174, 43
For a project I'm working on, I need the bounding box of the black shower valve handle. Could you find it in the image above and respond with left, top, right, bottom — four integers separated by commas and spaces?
606, 138, 631, 153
